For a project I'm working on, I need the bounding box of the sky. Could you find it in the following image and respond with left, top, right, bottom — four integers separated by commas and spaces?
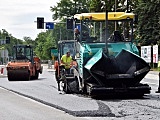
0, 0, 59, 40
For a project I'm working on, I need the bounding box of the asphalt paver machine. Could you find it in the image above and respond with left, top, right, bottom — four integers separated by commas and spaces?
54, 11, 151, 97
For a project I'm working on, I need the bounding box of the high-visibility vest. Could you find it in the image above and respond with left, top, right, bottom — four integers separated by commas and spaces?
61, 55, 72, 69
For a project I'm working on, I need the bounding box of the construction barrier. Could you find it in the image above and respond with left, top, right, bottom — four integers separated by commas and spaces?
1, 67, 3, 74
0, 65, 7, 76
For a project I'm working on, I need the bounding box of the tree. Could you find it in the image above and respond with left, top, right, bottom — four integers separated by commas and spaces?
0, 29, 26, 63
23, 36, 35, 46
50, 0, 90, 20
89, 0, 138, 12
135, 0, 160, 46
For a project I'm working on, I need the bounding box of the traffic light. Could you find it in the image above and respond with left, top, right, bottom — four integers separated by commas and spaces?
6, 37, 10, 44
37, 17, 44, 29
66, 19, 73, 30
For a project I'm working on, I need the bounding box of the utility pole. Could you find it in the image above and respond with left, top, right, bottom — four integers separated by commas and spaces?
127, 0, 129, 12
60, 28, 62, 41
105, 10, 109, 55
115, 0, 117, 30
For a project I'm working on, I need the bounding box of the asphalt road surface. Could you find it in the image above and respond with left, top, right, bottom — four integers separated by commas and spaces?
0, 64, 160, 120
0, 87, 87, 120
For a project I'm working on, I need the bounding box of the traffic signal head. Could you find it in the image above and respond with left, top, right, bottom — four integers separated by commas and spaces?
37, 17, 44, 29
66, 19, 73, 30
6, 37, 10, 44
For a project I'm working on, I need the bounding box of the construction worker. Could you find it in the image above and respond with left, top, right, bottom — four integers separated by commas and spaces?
17, 48, 23, 56
74, 28, 80, 41
60, 51, 73, 74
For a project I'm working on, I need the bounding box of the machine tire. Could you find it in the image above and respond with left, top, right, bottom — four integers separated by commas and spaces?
26, 72, 30, 81
7, 73, 11, 81
8, 74, 14, 81
68, 77, 80, 94
82, 83, 87, 94
63, 80, 70, 94
7, 72, 15, 81
34, 71, 39, 79
55, 70, 59, 81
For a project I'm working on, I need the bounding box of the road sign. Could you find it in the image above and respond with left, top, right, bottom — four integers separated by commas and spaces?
75, 24, 81, 31
46, 22, 54, 29
153, 45, 158, 63
141, 46, 151, 63
51, 49, 58, 57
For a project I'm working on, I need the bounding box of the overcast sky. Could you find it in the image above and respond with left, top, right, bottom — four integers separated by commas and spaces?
0, 0, 59, 40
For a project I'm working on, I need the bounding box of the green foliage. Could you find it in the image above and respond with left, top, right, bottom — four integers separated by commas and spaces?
90, 0, 104, 12
0, 29, 24, 56
89, 0, 138, 12
23, 36, 35, 46
50, 0, 90, 20
135, 0, 160, 46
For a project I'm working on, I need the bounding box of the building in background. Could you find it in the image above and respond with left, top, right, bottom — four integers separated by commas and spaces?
0, 49, 9, 65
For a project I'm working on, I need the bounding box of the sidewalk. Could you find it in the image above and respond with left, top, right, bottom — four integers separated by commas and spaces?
145, 70, 159, 80
148, 70, 159, 75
